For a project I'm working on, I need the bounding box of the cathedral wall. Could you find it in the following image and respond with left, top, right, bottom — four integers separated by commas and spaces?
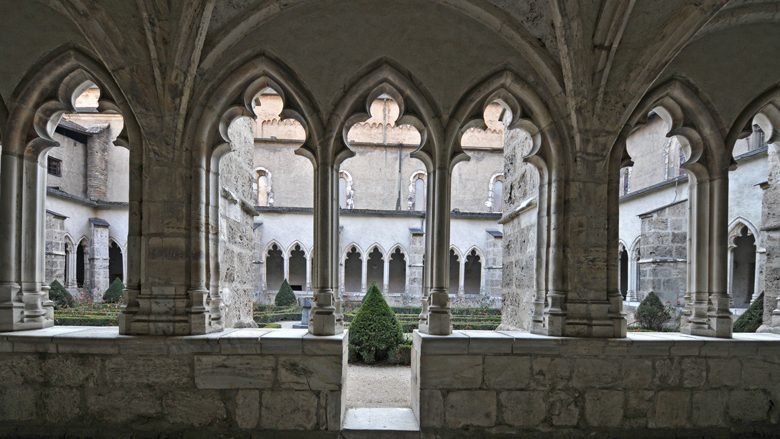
638, 201, 688, 306
48, 132, 88, 198
253, 142, 313, 208
451, 148, 504, 212
44, 212, 67, 285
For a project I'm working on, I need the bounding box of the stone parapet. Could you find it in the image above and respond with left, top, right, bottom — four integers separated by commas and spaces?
413, 330, 780, 436
0, 327, 346, 438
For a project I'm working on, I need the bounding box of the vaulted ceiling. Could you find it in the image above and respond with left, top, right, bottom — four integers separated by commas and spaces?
0, 0, 777, 154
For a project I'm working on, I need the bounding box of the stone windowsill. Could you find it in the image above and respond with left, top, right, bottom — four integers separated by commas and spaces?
414, 329, 780, 356
0, 326, 345, 356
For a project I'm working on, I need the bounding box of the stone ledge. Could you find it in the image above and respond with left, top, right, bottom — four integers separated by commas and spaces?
0, 326, 346, 355
415, 330, 780, 357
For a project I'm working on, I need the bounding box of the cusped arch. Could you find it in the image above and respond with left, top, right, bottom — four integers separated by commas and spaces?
388, 244, 408, 257
366, 243, 386, 257
728, 217, 759, 246
449, 245, 463, 260
286, 241, 310, 258
327, 60, 439, 169
342, 243, 365, 262
726, 85, 780, 150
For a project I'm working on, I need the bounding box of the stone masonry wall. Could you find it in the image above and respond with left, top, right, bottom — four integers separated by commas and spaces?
500, 128, 539, 330
0, 327, 345, 438
88, 221, 110, 300
412, 330, 780, 437
638, 200, 688, 306
219, 118, 257, 327
760, 144, 780, 331
44, 212, 66, 285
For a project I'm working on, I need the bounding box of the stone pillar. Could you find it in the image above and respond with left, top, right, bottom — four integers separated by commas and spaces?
360, 255, 367, 293
423, 165, 452, 335
309, 161, 342, 336
0, 151, 23, 331
88, 218, 110, 301
66, 248, 77, 289
44, 211, 67, 284
458, 260, 465, 296
283, 252, 290, 283
727, 244, 735, 307
305, 255, 312, 292
86, 127, 110, 201
407, 228, 424, 306
382, 257, 390, 293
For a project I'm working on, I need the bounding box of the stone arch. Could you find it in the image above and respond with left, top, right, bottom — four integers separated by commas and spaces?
187, 54, 322, 333
408, 170, 427, 211
339, 170, 354, 209
388, 245, 408, 294
255, 167, 274, 207
0, 46, 142, 330
75, 237, 89, 290
486, 173, 506, 212
449, 70, 571, 335
464, 247, 484, 294
612, 78, 732, 337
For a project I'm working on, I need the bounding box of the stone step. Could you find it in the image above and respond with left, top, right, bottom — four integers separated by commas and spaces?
341, 407, 420, 439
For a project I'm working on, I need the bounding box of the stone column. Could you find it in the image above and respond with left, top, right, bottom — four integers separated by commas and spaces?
0, 151, 22, 331
458, 260, 465, 296
88, 219, 111, 301
305, 255, 312, 292
383, 257, 390, 293
309, 161, 342, 335
361, 255, 367, 293
727, 244, 735, 306
66, 248, 77, 289
423, 165, 452, 335
283, 253, 290, 283
708, 175, 732, 337
44, 211, 67, 284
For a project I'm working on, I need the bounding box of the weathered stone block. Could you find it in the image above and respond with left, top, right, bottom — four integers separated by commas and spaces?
86, 388, 162, 423
0, 386, 36, 421
650, 390, 690, 428
42, 356, 100, 387
164, 390, 227, 427
692, 390, 727, 427
531, 357, 572, 389
420, 355, 482, 389
484, 356, 531, 389
622, 358, 653, 388
573, 358, 619, 388
728, 390, 770, 423
43, 387, 81, 422
261, 390, 318, 430
420, 389, 444, 428
194, 355, 275, 389
707, 358, 741, 387
584, 390, 623, 427
548, 391, 579, 426
277, 355, 341, 390
499, 391, 546, 427
234, 389, 260, 429
653, 358, 681, 387
104, 355, 191, 387
681, 358, 706, 388
445, 390, 496, 428
625, 390, 653, 421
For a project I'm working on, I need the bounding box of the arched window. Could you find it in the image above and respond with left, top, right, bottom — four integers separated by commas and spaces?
409, 171, 427, 211
256, 168, 273, 207
730, 225, 757, 308
366, 247, 384, 290
288, 244, 306, 290
486, 174, 505, 213
265, 244, 284, 292
108, 241, 124, 282
448, 249, 460, 295
388, 247, 406, 294
344, 246, 362, 292
76, 240, 87, 288
339, 170, 354, 209
464, 249, 482, 294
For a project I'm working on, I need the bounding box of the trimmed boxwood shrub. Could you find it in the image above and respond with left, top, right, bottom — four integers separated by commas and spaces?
49, 280, 75, 309
102, 278, 125, 303
348, 283, 403, 363
733, 293, 764, 333
274, 279, 297, 307
635, 291, 672, 331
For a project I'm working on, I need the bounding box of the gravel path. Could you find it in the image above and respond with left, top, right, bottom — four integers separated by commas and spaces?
346, 364, 412, 408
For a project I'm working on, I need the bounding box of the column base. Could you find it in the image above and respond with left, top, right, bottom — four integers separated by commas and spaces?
421, 289, 451, 335
118, 287, 221, 336
0, 282, 54, 331
309, 289, 343, 336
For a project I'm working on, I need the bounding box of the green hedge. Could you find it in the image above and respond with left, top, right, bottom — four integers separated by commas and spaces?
274, 280, 297, 307
253, 306, 301, 324
733, 293, 763, 333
